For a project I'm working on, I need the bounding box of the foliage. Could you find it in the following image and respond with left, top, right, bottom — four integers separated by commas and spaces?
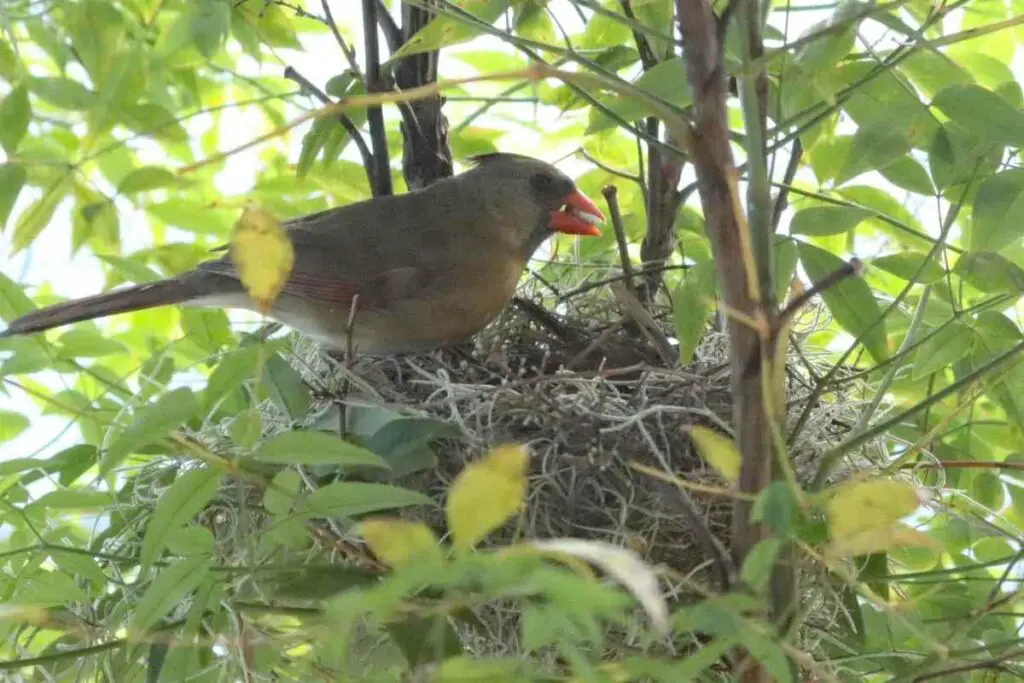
0, 0, 1022, 681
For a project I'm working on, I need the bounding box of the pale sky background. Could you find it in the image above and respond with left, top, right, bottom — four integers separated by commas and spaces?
0, 2, 1018, 471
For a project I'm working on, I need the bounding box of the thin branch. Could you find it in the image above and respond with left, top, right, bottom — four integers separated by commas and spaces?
580, 149, 642, 184
911, 649, 1024, 682
620, 0, 658, 68
375, 0, 403, 53
742, 258, 863, 378
282, 66, 375, 189
362, 0, 392, 196
770, 139, 801, 235
602, 185, 637, 297
320, 0, 362, 78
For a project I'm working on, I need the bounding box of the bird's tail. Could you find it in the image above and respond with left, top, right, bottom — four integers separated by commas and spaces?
1, 278, 198, 337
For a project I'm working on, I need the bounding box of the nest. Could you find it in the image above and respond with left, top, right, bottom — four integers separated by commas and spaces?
123, 273, 871, 664
276, 282, 861, 585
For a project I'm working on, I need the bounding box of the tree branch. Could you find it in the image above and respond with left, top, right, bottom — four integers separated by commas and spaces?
282, 66, 375, 190
393, 3, 453, 189
362, 0, 392, 196
320, 0, 362, 78
675, 0, 780, 677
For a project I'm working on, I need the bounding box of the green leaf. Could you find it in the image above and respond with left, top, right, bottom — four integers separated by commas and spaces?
837, 124, 911, 184
180, 309, 233, 353
191, 0, 231, 57
229, 409, 263, 449
513, 0, 555, 44
0, 84, 30, 153
879, 156, 935, 196
928, 122, 1001, 190
297, 118, 337, 178
0, 163, 26, 230
203, 344, 263, 410
0, 410, 29, 442
740, 538, 783, 594
932, 84, 1024, 147
752, 481, 797, 535
140, 466, 221, 572
99, 255, 162, 285
799, 242, 888, 363
837, 185, 930, 250
391, 0, 511, 59
262, 354, 310, 421
971, 470, 1004, 510
870, 252, 944, 284
296, 482, 431, 519
790, 205, 871, 237
119, 102, 189, 142
33, 489, 115, 509
586, 58, 691, 134
955, 251, 1024, 294
253, 430, 390, 469
55, 329, 127, 358
972, 169, 1024, 252
795, 13, 856, 71
672, 261, 715, 364
911, 322, 975, 380
129, 556, 212, 637
103, 388, 200, 475
29, 76, 96, 110
11, 176, 73, 252
389, 616, 464, 668
117, 167, 181, 195
264, 468, 301, 516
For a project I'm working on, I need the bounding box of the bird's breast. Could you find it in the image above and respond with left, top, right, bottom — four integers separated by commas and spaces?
345, 254, 525, 354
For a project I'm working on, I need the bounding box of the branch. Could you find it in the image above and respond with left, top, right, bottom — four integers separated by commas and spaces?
769, 139, 802, 234
320, 0, 362, 78
282, 66, 375, 190
393, 2, 452, 189
675, 1, 782, 676
620, 0, 658, 68
375, 0, 403, 54
602, 185, 637, 297
362, 0, 392, 196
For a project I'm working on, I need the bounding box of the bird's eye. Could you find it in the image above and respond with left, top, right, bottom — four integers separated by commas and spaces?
531, 173, 556, 192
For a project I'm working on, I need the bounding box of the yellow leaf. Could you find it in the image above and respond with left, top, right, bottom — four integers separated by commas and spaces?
689, 426, 740, 484
0, 604, 49, 625
826, 524, 938, 560
826, 478, 923, 540
230, 203, 294, 314
447, 444, 529, 551
358, 518, 442, 568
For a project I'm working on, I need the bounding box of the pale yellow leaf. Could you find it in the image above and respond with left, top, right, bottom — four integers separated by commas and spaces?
447, 444, 529, 551
0, 604, 48, 625
230, 203, 294, 313
826, 478, 923, 540
528, 539, 669, 636
826, 524, 938, 560
358, 518, 442, 568
689, 426, 740, 484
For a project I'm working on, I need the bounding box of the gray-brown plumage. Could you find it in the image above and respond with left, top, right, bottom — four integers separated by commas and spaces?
1, 154, 603, 353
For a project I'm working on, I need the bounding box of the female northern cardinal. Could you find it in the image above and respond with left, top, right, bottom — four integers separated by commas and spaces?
1, 153, 603, 354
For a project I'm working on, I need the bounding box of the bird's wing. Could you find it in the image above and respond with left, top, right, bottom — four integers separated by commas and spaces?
198, 198, 436, 311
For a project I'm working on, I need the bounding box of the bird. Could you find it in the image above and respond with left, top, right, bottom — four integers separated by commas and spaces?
1, 153, 604, 354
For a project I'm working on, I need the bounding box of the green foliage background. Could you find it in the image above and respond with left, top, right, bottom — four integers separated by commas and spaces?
0, 0, 1022, 681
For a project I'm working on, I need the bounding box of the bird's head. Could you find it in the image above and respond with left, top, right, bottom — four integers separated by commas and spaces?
465, 153, 604, 253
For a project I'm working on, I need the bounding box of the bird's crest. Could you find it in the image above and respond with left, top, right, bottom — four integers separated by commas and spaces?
467, 152, 544, 166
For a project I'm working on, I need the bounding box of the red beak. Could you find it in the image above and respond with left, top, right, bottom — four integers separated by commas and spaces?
549, 190, 604, 237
